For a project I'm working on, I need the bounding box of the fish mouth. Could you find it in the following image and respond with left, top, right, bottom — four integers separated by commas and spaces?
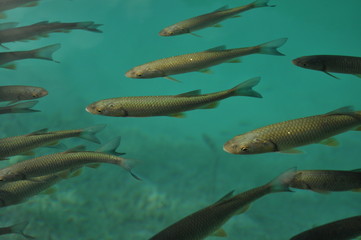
85, 106, 93, 114
223, 144, 232, 154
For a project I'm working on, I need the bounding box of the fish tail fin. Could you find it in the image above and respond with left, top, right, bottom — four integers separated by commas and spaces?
230, 77, 262, 98
8, 101, 39, 113
252, 0, 275, 8
76, 21, 103, 33
120, 158, 141, 180
268, 168, 296, 192
32, 43, 61, 62
257, 38, 288, 56
10, 222, 35, 239
79, 124, 106, 144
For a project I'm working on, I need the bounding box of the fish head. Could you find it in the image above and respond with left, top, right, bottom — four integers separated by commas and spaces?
29, 87, 48, 98
125, 66, 164, 78
86, 100, 128, 117
0, 171, 24, 182
223, 135, 276, 154
159, 25, 187, 36
292, 56, 325, 71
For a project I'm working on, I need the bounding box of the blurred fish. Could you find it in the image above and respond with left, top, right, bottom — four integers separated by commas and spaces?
0, 85, 48, 103
0, 100, 39, 114
125, 38, 287, 81
159, 0, 274, 37
86, 77, 262, 117
0, 21, 102, 47
290, 215, 361, 240
0, 124, 106, 160
149, 168, 296, 239
290, 169, 361, 193
0, 221, 34, 239
0, 137, 139, 182
223, 106, 361, 155
0, 43, 61, 70
292, 55, 361, 79
202, 134, 220, 197
0, 0, 39, 19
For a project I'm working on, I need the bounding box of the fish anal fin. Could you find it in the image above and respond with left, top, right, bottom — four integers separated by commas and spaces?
280, 148, 303, 154
87, 163, 101, 168
164, 76, 181, 83
318, 137, 339, 147
199, 101, 219, 109
226, 58, 241, 63
235, 204, 251, 215
168, 112, 185, 118
189, 32, 202, 37
323, 71, 339, 79
41, 187, 57, 195
205, 45, 226, 52
176, 90, 201, 97
230, 14, 241, 18
212, 24, 222, 28
211, 228, 227, 237
198, 68, 213, 74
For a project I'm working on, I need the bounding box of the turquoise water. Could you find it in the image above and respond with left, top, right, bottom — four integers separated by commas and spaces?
1, 0, 361, 239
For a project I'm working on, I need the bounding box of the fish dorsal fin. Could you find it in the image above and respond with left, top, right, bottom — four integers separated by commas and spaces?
211, 228, 227, 237
176, 90, 201, 97
26, 128, 49, 136
325, 106, 354, 115
96, 137, 124, 155
33, 21, 49, 25
204, 45, 226, 52
214, 190, 235, 204
0, 22, 18, 30
213, 5, 228, 12
63, 145, 86, 153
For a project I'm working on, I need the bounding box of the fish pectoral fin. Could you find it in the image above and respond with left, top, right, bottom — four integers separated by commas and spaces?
63, 145, 86, 153
168, 112, 186, 118
24, 2, 38, 7
230, 14, 241, 18
353, 126, 361, 131
27, 128, 49, 136
199, 101, 219, 109
205, 45, 226, 52
198, 68, 213, 74
323, 71, 339, 79
235, 204, 251, 215
280, 148, 303, 154
176, 90, 201, 97
41, 187, 57, 195
211, 228, 227, 237
212, 24, 222, 28
1, 63, 16, 70
189, 32, 202, 38
226, 58, 241, 63
353, 74, 361, 78
213, 5, 228, 12
318, 138, 339, 147
164, 76, 181, 83
87, 163, 101, 168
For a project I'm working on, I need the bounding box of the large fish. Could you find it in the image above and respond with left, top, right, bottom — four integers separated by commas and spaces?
290, 216, 361, 240
0, 100, 39, 114
292, 55, 361, 79
149, 169, 295, 240
0, 124, 106, 160
125, 38, 287, 81
0, 43, 60, 70
0, 85, 48, 103
0, 0, 39, 19
0, 137, 139, 182
290, 169, 361, 193
223, 106, 361, 155
86, 77, 262, 117
0, 222, 34, 239
159, 0, 274, 37
0, 21, 102, 47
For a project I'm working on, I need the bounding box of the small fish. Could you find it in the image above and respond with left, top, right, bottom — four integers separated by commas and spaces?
292, 55, 361, 79
0, 43, 61, 70
223, 106, 361, 154
0, 0, 39, 19
149, 168, 295, 239
0, 21, 102, 47
290, 215, 361, 240
125, 38, 287, 81
0, 137, 139, 182
290, 169, 361, 194
0, 85, 48, 103
159, 0, 274, 37
0, 124, 106, 160
0, 221, 34, 239
0, 100, 39, 114
86, 77, 262, 117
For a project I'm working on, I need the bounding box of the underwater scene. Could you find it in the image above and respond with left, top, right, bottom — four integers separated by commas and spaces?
1, 0, 361, 239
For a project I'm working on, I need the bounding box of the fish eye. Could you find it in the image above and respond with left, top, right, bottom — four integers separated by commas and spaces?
96, 108, 102, 113
136, 73, 143, 77
240, 146, 249, 152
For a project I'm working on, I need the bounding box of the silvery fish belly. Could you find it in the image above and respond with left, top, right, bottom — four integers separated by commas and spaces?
223, 106, 361, 154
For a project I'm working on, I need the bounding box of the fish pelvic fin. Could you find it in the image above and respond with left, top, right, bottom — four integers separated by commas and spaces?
269, 167, 297, 192
253, 0, 275, 8
257, 38, 288, 56
230, 77, 262, 98
76, 21, 103, 33
8, 101, 40, 113
79, 124, 107, 144
33, 43, 61, 62
9, 222, 35, 239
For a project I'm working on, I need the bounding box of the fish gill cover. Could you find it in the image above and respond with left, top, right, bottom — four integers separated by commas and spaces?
0, 0, 361, 239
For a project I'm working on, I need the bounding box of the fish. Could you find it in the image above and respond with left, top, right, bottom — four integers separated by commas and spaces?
292, 55, 361, 79
125, 38, 287, 81
0, 221, 34, 239
0, 124, 106, 160
149, 168, 296, 240
290, 215, 361, 240
0, 100, 39, 114
0, 43, 61, 70
290, 169, 361, 193
86, 77, 262, 117
0, 0, 39, 19
0, 21, 102, 47
0, 85, 48, 103
0, 137, 140, 182
223, 106, 361, 155
159, 0, 274, 37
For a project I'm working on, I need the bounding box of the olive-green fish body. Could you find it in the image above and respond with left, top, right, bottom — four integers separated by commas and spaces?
291, 216, 361, 240
224, 107, 361, 154
290, 170, 361, 192
86, 78, 262, 117
0, 85, 48, 102
0, 0, 39, 14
